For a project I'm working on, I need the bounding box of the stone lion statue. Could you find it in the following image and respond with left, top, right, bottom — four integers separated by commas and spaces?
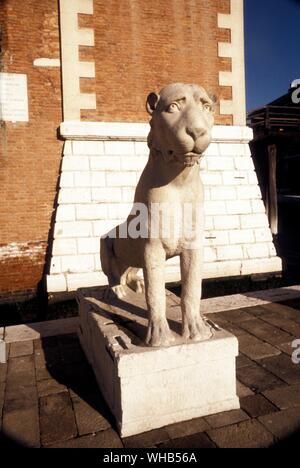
101, 83, 216, 347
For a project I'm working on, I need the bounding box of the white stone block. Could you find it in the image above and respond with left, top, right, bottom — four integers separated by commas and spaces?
213, 215, 240, 230
254, 228, 273, 243
47, 274, 67, 293
222, 171, 248, 186
56, 205, 76, 222
217, 245, 244, 261
67, 271, 107, 291
94, 254, 102, 271
52, 238, 77, 256
203, 143, 219, 157
234, 157, 255, 171
76, 204, 107, 220
0, 339, 6, 364
91, 172, 106, 187
120, 156, 147, 171
122, 188, 135, 203
204, 201, 227, 216
218, 143, 246, 157
58, 188, 91, 204
205, 231, 229, 246
92, 187, 122, 203
134, 142, 149, 155
240, 214, 269, 229
77, 237, 100, 254
210, 187, 236, 201
74, 172, 91, 187
229, 229, 255, 245
201, 172, 223, 186
243, 243, 270, 259
248, 171, 259, 185
104, 141, 135, 156
204, 216, 214, 230
269, 243, 277, 257
107, 203, 133, 220
226, 200, 252, 215
90, 156, 121, 171
72, 140, 104, 155
204, 188, 210, 201
54, 221, 93, 238
63, 140, 72, 155
50, 256, 61, 274
106, 172, 137, 187
204, 246, 217, 262
206, 157, 234, 171
59, 172, 74, 188
251, 199, 266, 214
62, 156, 90, 171
204, 261, 242, 279
241, 257, 282, 275
236, 186, 262, 200
77, 288, 239, 437
61, 254, 94, 273
93, 220, 120, 237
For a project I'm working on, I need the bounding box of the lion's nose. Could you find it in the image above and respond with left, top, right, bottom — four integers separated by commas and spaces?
186, 126, 207, 140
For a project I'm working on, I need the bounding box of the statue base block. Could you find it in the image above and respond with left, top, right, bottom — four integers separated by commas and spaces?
77, 287, 240, 437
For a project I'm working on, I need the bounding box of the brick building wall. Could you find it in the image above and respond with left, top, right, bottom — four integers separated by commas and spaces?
0, 0, 63, 300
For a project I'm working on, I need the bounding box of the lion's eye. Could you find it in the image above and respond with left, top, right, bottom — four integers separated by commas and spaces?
167, 103, 180, 113
203, 103, 211, 112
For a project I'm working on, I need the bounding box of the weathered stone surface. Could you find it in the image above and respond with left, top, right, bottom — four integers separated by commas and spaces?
218, 308, 254, 323
40, 392, 77, 446
2, 404, 40, 448
236, 354, 256, 369
37, 379, 67, 397
72, 396, 111, 436
240, 394, 278, 418
165, 417, 209, 439
236, 380, 254, 398
0, 363, 7, 383
263, 384, 300, 410
238, 333, 281, 360
123, 428, 170, 448
204, 409, 249, 428
207, 419, 275, 448
9, 340, 33, 358
259, 354, 300, 385
6, 355, 35, 388
259, 408, 300, 440
49, 429, 123, 448
258, 311, 300, 337
237, 363, 284, 393
238, 319, 293, 346
158, 432, 216, 449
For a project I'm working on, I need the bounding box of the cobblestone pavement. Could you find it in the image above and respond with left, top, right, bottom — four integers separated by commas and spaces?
1, 301, 300, 448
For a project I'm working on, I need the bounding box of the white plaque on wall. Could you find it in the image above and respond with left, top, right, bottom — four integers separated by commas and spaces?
0, 73, 29, 122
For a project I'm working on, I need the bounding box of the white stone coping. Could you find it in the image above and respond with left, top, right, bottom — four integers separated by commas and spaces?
60, 121, 253, 143
2, 285, 300, 343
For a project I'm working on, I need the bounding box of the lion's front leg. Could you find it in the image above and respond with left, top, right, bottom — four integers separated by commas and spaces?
180, 249, 212, 342
143, 243, 174, 347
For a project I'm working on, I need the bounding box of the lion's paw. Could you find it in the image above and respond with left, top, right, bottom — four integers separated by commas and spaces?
104, 284, 127, 300
146, 319, 175, 347
182, 316, 212, 342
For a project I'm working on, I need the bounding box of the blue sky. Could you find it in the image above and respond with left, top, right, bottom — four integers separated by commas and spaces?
245, 0, 300, 111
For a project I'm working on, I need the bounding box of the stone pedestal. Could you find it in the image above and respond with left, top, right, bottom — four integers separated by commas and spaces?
77, 287, 239, 437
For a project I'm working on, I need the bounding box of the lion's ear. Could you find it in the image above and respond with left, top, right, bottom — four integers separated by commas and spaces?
146, 92, 160, 115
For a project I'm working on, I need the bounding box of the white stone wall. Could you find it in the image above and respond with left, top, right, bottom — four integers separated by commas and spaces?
46, 123, 282, 293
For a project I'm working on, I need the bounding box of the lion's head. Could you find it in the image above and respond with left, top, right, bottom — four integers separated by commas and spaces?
146, 83, 216, 167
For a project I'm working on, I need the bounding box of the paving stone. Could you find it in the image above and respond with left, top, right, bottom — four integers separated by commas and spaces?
49, 429, 123, 448
34, 336, 58, 349
9, 340, 33, 358
238, 319, 293, 346
72, 395, 111, 436
123, 428, 170, 448
60, 345, 86, 365
259, 353, 300, 385
223, 323, 249, 337
40, 392, 77, 446
258, 312, 300, 337
207, 419, 275, 448
5, 382, 37, 403
158, 432, 216, 449
217, 308, 254, 323
275, 341, 296, 356
237, 363, 284, 393
259, 407, 300, 440
263, 383, 300, 409
6, 355, 35, 387
204, 409, 249, 428
34, 347, 60, 366
0, 363, 7, 383
242, 305, 268, 317
240, 394, 278, 418
238, 333, 281, 360
165, 417, 209, 439
57, 333, 80, 347
37, 379, 67, 397
262, 303, 300, 324
236, 380, 254, 397
2, 402, 40, 448
236, 354, 256, 369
